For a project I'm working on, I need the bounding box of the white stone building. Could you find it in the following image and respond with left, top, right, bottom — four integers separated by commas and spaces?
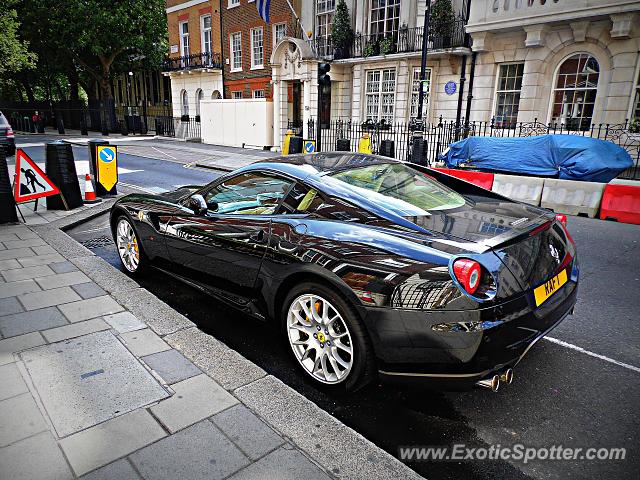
270, 0, 640, 150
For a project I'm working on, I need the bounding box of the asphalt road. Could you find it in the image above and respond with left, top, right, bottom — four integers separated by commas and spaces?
50, 137, 639, 480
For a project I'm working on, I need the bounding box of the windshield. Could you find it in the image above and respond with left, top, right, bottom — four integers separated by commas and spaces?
330, 163, 465, 216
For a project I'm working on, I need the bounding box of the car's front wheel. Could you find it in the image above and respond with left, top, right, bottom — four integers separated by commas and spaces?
283, 282, 374, 392
115, 216, 146, 275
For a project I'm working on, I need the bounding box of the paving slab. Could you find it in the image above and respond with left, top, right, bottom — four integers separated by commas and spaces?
103, 311, 145, 333
80, 458, 142, 480
164, 327, 266, 390
20, 330, 169, 438
228, 446, 332, 480
0, 431, 74, 480
35, 270, 91, 290
130, 419, 250, 480
0, 332, 46, 366
57, 295, 123, 322
0, 233, 20, 243
59, 408, 166, 477
0, 392, 49, 446
71, 282, 107, 299
18, 286, 82, 310
32, 244, 59, 256
0, 362, 29, 400
0, 306, 68, 338
16, 253, 66, 267
150, 374, 238, 433
70, 256, 140, 294
0, 258, 21, 270
120, 328, 171, 357
211, 404, 285, 461
2, 264, 55, 283
50, 260, 79, 273
2, 237, 46, 250
141, 348, 201, 385
0, 279, 41, 299
0, 247, 35, 261
42, 318, 111, 343
0, 296, 24, 316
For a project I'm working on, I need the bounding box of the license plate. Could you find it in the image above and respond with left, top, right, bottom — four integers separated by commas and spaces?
534, 269, 568, 306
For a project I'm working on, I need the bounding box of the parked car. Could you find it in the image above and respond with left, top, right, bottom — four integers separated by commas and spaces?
110, 153, 579, 393
0, 111, 16, 156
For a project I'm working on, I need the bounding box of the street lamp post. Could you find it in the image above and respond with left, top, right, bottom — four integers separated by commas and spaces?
411, 0, 433, 165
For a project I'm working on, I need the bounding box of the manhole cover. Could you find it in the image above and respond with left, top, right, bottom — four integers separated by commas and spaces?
20, 330, 169, 438
81, 235, 114, 249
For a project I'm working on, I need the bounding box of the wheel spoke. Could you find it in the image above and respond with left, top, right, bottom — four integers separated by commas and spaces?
335, 339, 352, 355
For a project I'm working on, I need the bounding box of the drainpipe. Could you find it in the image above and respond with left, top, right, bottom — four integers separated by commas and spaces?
219, 6, 225, 98
463, 52, 477, 138
455, 55, 467, 141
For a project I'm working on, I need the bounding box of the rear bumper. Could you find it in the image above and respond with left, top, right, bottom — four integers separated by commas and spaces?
362, 265, 578, 389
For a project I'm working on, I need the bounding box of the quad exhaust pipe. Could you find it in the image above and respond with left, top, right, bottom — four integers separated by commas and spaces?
475, 368, 514, 392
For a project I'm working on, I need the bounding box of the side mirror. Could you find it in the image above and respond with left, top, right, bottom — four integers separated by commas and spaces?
187, 194, 208, 215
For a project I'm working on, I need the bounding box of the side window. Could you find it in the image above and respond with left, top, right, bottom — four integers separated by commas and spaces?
279, 182, 379, 223
204, 172, 293, 215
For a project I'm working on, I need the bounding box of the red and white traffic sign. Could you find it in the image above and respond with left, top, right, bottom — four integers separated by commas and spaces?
14, 149, 60, 203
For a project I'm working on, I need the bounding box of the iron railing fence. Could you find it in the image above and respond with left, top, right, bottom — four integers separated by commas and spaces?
305, 117, 640, 180
155, 116, 201, 142
309, 16, 468, 60
162, 52, 223, 72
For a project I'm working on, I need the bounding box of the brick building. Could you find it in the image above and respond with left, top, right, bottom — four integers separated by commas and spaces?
221, 0, 302, 100
164, 0, 224, 121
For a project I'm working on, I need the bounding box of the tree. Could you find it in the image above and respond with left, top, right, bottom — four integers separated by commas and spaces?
430, 0, 455, 39
331, 0, 353, 58
0, 2, 36, 77
23, 0, 167, 102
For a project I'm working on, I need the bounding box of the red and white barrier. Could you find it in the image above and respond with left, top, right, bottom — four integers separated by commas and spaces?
599, 179, 640, 225
434, 168, 494, 190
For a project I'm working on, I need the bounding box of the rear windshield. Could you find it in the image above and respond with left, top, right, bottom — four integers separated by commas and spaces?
0, 114, 8, 126
329, 163, 465, 216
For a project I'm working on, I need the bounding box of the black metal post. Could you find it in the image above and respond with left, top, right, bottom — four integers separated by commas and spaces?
316, 84, 322, 153
463, 52, 477, 138
455, 55, 467, 141
416, 1, 432, 121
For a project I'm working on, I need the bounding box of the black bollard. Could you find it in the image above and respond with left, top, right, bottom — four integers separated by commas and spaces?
336, 139, 351, 151
0, 146, 19, 223
289, 136, 304, 154
56, 117, 65, 134
45, 141, 83, 210
379, 140, 395, 158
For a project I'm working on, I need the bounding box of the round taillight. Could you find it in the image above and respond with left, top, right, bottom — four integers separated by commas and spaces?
453, 259, 482, 295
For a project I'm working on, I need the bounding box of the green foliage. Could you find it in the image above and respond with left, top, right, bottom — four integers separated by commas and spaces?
331, 0, 353, 50
0, 4, 37, 76
379, 37, 394, 55
629, 119, 640, 134
363, 43, 377, 58
430, 0, 455, 38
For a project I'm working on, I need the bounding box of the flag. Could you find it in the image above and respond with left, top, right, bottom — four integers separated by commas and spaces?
256, 0, 271, 23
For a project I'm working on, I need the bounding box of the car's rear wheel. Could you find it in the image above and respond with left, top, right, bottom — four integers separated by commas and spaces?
115, 216, 146, 275
283, 282, 374, 393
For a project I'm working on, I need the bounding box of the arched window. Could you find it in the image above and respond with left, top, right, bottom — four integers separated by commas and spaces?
181, 90, 189, 117
195, 89, 204, 117
212, 90, 222, 100
551, 53, 599, 131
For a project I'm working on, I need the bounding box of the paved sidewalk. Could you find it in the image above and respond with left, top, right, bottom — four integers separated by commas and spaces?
0, 209, 422, 479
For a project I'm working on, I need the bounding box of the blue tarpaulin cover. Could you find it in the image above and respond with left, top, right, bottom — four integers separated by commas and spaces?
441, 134, 633, 183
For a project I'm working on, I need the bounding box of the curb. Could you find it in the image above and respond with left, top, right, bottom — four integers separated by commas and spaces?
32, 205, 424, 480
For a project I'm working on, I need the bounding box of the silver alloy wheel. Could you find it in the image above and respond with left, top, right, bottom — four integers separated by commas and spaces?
116, 218, 140, 273
286, 294, 354, 384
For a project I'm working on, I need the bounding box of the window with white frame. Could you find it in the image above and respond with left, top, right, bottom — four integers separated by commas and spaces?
409, 67, 431, 119
230, 32, 242, 71
232, 91, 243, 99
370, 0, 400, 37
179, 21, 190, 58
250, 27, 264, 69
551, 53, 599, 131
632, 66, 640, 122
494, 63, 524, 128
229, 0, 239, 7
253, 90, 265, 99
201, 15, 212, 57
273, 23, 287, 47
365, 68, 396, 123
316, 0, 335, 56
181, 90, 189, 116
196, 89, 204, 117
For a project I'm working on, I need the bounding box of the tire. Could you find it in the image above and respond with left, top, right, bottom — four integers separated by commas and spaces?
282, 282, 375, 393
114, 215, 147, 275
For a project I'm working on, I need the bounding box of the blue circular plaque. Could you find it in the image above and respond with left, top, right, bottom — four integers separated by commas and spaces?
445, 81, 457, 95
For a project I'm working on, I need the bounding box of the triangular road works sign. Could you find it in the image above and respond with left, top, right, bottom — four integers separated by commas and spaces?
14, 148, 60, 203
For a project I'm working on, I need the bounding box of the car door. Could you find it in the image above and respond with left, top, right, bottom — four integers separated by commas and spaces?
163, 170, 295, 306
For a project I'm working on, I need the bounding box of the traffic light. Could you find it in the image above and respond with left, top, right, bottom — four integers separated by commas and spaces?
318, 63, 331, 86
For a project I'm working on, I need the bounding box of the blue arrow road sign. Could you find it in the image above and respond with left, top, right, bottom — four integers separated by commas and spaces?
99, 147, 116, 163
304, 141, 316, 153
